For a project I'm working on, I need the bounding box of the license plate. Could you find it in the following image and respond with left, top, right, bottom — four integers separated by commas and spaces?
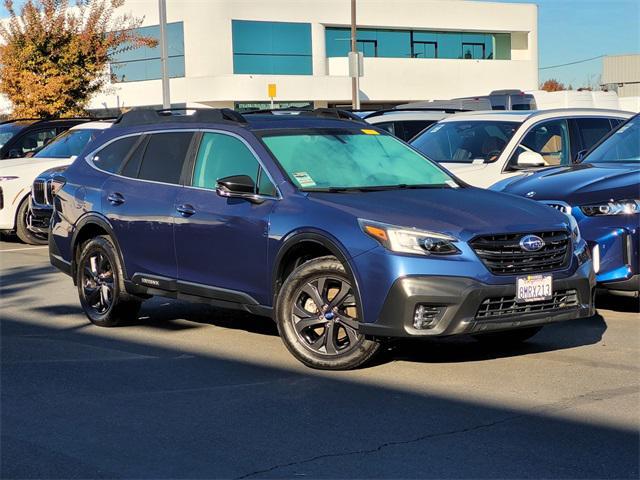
516, 274, 553, 303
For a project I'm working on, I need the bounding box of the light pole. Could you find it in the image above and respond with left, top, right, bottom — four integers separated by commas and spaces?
159, 0, 171, 109
350, 0, 360, 110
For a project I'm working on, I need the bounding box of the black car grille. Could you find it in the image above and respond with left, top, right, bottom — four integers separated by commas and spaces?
476, 289, 579, 320
470, 231, 571, 275
32, 179, 53, 205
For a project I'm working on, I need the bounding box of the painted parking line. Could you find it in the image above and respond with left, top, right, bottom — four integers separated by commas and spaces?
1, 246, 49, 253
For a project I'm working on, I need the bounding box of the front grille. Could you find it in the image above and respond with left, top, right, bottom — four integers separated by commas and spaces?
476, 289, 579, 320
470, 231, 570, 275
32, 179, 54, 205
32, 179, 46, 204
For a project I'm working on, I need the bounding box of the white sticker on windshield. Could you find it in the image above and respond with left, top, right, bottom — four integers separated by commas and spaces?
429, 124, 443, 133
445, 180, 459, 188
472, 159, 485, 164
293, 172, 317, 187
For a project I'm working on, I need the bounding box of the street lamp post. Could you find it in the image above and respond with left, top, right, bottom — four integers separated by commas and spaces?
159, 0, 171, 109
350, 0, 360, 110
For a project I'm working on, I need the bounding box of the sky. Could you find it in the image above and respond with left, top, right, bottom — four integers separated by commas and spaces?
1, 0, 639, 89
486, 0, 640, 88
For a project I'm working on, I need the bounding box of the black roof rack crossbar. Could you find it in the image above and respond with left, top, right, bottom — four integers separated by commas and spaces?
114, 108, 247, 127
363, 107, 469, 119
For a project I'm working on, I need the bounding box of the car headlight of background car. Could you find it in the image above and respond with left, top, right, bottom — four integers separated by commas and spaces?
580, 200, 640, 216
359, 219, 460, 255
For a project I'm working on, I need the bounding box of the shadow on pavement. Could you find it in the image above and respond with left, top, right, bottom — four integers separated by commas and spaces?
596, 292, 640, 313
1, 315, 638, 479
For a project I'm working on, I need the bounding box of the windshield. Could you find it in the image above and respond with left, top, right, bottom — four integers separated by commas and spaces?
410, 121, 520, 163
261, 130, 456, 191
584, 117, 639, 163
0, 123, 24, 149
34, 128, 101, 158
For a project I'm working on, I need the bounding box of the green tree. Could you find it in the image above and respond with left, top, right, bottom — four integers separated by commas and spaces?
0, 0, 154, 117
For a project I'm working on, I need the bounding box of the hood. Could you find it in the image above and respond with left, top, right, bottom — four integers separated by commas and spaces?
306, 186, 569, 241
500, 162, 640, 205
0, 156, 74, 175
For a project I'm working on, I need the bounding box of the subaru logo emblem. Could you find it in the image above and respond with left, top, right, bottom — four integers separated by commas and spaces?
520, 234, 545, 252
526, 191, 536, 198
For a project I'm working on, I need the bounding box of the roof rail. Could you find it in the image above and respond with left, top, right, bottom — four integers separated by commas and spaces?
1, 117, 106, 126
363, 107, 468, 119
113, 108, 247, 127
243, 107, 366, 123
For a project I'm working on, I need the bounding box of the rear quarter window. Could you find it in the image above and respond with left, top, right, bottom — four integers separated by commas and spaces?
92, 136, 139, 173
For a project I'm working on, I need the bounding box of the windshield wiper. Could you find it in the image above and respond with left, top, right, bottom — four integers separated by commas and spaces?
303, 183, 456, 193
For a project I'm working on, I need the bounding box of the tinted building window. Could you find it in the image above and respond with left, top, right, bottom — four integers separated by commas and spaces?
110, 22, 185, 82
137, 132, 192, 184
232, 20, 312, 75
326, 27, 509, 60
92, 136, 139, 173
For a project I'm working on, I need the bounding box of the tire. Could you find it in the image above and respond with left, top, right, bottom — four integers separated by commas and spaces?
473, 326, 542, 345
15, 196, 48, 245
275, 255, 380, 370
76, 235, 141, 327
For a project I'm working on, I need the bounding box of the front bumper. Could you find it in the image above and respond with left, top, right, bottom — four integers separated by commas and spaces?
29, 201, 53, 234
359, 261, 595, 338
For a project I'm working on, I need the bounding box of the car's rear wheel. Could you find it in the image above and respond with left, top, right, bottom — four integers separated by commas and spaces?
16, 196, 48, 245
473, 326, 542, 344
276, 256, 380, 370
76, 235, 141, 327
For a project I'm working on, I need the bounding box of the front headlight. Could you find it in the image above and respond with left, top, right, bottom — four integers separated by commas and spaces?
580, 200, 639, 216
359, 219, 460, 256
567, 214, 581, 245
0, 176, 19, 181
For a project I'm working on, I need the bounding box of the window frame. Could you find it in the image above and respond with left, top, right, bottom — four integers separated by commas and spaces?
411, 40, 438, 59
461, 42, 486, 59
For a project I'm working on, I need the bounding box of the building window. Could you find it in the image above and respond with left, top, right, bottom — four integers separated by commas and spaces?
325, 27, 511, 60
110, 22, 185, 83
232, 20, 312, 75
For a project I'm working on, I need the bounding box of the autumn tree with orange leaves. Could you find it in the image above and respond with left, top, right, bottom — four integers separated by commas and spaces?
0, 0, 154, 117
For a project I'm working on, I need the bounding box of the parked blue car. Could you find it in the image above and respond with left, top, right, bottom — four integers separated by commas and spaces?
492, 114, 639, 297
49, 108, 595, 369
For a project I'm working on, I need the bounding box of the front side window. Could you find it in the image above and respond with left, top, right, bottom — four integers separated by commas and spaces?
584, 117, 639, 163
137, 132, 193, 184
35, 129, 102, 159
575, 118, 615, 152
519, 119, 570, 166
92, 136, 139, 173
411, 121, 520, 163
262, 130, 454, 191
192, 132, 276, 195
13, 128, 58, 156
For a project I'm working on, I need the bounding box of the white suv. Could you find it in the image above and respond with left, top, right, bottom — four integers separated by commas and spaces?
0, 121, 111, 244
365, 109, 455, 142
410, 109, 633, 188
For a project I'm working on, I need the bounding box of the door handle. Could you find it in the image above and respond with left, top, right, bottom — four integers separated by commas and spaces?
107, 192, 125, 206
176, 204, 196, 217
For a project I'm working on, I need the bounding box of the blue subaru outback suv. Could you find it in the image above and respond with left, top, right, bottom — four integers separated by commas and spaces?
49, 108, 595, 370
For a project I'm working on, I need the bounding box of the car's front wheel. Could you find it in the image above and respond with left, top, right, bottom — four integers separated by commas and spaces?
276, 256, 380, 370
15, 196, 48, 245
76, 235, 141, 327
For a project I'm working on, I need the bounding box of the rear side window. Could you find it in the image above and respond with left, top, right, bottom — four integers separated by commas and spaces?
575, 118, 614, 151
137, 132, 193, 184
92, 136, 139, 173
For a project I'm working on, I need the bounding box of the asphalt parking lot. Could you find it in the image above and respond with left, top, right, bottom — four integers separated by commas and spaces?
1, 239, 639, 479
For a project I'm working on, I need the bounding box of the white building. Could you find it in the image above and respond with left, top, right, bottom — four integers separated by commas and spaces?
601, 54, 640, 98
2, 0, 540, 113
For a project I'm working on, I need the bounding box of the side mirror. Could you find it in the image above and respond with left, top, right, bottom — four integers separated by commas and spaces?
216, 175, 263, 203
516, 150, 546, 168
